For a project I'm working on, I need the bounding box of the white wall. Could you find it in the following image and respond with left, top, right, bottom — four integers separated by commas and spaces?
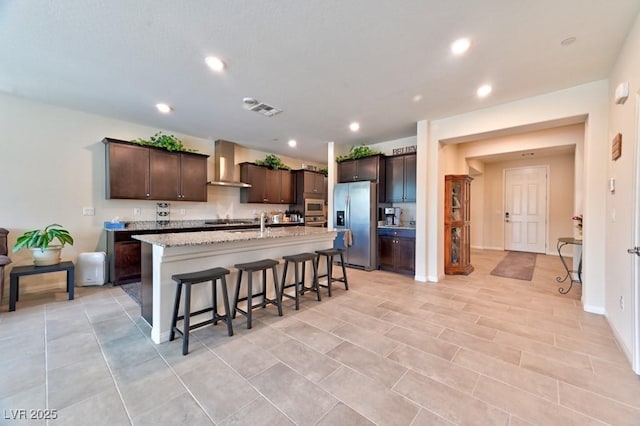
0, 92, 324, 274
605, 12, 640, 366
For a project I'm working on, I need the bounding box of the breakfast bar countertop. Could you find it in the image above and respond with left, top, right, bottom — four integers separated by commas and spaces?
133, 226, 333, 248
105, 219, 304, 232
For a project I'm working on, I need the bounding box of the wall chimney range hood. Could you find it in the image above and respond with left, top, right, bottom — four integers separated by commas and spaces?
207, 139, 252, 188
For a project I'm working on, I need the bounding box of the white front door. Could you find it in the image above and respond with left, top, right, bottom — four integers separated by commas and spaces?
504, 166, 548, 253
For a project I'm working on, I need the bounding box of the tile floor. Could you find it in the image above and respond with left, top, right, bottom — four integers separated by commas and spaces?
1, 249, 640, 425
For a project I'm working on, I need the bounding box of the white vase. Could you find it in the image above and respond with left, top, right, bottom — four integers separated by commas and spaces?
30, 245, 62, 266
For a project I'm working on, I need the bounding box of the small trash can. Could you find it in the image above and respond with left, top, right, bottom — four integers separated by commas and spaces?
77, 252, 106, 286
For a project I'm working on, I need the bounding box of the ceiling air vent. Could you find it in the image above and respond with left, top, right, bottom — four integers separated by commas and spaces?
249, 102, 282, 117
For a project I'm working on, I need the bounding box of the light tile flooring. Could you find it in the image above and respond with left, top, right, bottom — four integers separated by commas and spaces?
1, 249, 640, 425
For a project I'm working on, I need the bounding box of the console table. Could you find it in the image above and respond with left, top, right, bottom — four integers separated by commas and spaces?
9, 261, 75, 311
556, 238, 582, 294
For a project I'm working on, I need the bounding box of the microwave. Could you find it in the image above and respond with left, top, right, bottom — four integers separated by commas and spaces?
304, 198, 325, 216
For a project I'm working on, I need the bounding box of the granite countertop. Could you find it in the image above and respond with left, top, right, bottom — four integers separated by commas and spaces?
133, 226, 335, 248
378, 225, 416, 230
106, 219, 303, 232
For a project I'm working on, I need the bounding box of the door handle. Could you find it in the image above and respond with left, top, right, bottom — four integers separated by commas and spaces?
505, 212, 510, 223
628, 247, 640, 256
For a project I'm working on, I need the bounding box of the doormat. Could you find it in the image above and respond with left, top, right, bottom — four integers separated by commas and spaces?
120, 282, 141, 306
490, 251, 537, 281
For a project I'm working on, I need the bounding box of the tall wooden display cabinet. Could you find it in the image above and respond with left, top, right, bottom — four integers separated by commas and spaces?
444, 174, 474, 275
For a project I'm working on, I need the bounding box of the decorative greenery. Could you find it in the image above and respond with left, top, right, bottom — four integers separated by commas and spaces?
131, 132, 197, 152
255, 154, 291, 170
336, 145, 383, 162
319, 166, 328, 176
12, 224, 74, 253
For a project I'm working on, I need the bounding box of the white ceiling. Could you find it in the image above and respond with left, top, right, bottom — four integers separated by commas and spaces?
1, 1, 639, 162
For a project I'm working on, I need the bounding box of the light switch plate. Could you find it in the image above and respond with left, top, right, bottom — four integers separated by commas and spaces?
82, 207, 95, 216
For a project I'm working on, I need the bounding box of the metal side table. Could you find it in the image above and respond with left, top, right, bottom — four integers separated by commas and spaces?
556, 238, 582, 294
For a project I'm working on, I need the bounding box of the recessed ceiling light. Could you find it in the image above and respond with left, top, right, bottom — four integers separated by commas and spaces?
560, 37, 576, 46
155, 103, 172, 113
451, 38, 471, 55
205, 56, 225, 72
413, 94, 423, 102
476, 84, 492, 98
349, 122, 360, 132
288, 139, 297, 147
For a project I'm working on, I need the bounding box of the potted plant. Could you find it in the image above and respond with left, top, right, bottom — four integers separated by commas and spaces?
131, 132, 197, 152
12, 224, 74, 266
254, 154, 291, 170
336, 145, 382, 162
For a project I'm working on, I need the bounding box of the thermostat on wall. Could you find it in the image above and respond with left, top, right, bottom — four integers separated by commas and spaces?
615, 82, 629, 105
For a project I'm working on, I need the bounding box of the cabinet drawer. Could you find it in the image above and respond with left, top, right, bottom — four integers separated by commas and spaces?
378, 228, 415, 238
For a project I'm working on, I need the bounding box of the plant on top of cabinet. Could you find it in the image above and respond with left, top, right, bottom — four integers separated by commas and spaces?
336, 145, 383, 162
254, 154, 291, 170
131, 132, 197, 152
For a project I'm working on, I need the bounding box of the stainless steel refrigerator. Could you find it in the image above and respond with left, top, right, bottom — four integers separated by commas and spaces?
333, 181, 377, 270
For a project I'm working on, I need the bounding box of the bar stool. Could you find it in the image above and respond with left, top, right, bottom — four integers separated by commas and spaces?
280, 253, 321, 310
170, 267, 233, 356
232, 259, 282, 329
315, 248, 349, 296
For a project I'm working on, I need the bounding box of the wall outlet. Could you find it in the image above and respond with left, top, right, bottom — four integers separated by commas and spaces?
134, 208, 141, 216
82, 207, 95, 216
620, 296, 624, 310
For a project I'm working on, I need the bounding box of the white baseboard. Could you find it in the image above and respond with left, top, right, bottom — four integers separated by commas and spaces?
605, 315, 635, 371
583, 304, 606, 315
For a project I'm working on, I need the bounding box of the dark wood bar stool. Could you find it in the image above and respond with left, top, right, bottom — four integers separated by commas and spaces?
170, 267, 233, 355
315, 248, 349, 296
280, 253, 321, 310
232, 258, 282, 329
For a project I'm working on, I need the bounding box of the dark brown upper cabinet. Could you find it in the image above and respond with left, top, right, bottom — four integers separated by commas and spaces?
294, 170, 327, 203
385, 153, 416, 202
103, 138, 208, 202
337, 154, 386, 202
239, 163, 294, 204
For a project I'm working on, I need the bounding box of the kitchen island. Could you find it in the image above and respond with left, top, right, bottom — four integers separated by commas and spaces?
134, 226, 337, 344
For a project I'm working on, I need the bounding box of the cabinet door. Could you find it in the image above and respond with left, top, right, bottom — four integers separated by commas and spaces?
180, 154, 208, 201
106, 143, 150, 199
279, 170, 294, 203
404, 155, 417, 202
113, 241, 141, 283
149, 149, 180, 200
240, 163, 266, 203
338, 161, 357, 182
356, 156, 379, 181
378, 235, 395, 269
264, 168, 280, 203
386, 156, 404, 202
302, 171, 316, 193
395, 237, 415, 274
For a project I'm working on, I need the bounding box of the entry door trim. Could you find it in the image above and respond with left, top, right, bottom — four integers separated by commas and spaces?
503, 165, 550, 254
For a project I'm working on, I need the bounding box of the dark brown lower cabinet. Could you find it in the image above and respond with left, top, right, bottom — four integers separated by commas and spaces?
378, 228, 415, 275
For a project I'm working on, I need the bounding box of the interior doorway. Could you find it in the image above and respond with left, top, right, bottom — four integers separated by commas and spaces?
504, 166, 549, 253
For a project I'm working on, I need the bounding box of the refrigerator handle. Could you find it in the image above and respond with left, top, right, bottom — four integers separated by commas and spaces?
346, 195, 350, 228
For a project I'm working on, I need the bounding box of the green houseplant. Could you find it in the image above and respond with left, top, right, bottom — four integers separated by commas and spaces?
13, 224, 74, 266
131, 132, 197, 152
336, 145, 382, 162
254, 154, 291, 170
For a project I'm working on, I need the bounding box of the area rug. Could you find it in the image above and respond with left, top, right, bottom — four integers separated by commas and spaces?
120, 282, 141, 306
490, 251, 537, 281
